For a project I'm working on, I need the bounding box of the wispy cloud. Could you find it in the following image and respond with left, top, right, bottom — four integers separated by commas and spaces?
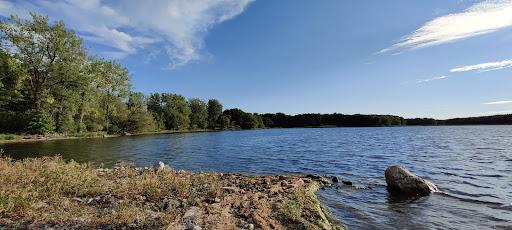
0, 0, 254, 68
483, 100, 512, 105
380, 0, 512, 53
417, 75, 448, 83
450, 59, 512, 73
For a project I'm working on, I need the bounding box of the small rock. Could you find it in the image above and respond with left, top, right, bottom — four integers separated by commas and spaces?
331, 176, 339, 183
154, 161, 167, 171
342, 180, 353, 186
71, 197, 83, 203
248, 223, 254, 230
222, 186, 237, 192
162, 198, 181, 211
214, 198, 221, 203
182, 206, 203, 229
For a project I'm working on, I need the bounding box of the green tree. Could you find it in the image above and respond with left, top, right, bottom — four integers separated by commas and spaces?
188, 98, 208, 129
91, 58, 130, 134
0, 13, 87, 112
147, 93, 165, 130
253, 114, 265, 128
115, 93, 155, 134
162, 93, 190, 130
207, 99, 223, 129
219, 114, 232, 130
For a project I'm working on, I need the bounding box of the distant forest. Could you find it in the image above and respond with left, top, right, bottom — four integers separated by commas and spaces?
1, 14, 511, 135
261, 113, 512, 128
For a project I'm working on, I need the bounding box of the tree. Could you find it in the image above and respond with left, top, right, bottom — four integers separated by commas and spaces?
223, 108, 259, 129
147, 93, 165, 130
115, 93, 155, 134
0, 13, 86, 112
207, 99, 223, 129
162, 93, 190, 130
92, 58, 130, 134
188, 98, 208, 129
218, 114, 232, 130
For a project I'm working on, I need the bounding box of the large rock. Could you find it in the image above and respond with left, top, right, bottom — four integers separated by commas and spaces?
385, 165, 438, 196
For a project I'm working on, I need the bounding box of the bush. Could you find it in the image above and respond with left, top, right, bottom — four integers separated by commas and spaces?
27, 111, 55, 134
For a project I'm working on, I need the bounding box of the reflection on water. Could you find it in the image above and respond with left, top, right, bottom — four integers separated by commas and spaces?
1, 126, 511, 229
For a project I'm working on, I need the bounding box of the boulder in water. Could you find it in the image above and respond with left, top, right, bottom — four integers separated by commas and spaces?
385, 165, 438, 196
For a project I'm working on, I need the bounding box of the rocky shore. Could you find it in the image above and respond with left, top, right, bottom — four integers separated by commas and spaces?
0, 157, 343, 230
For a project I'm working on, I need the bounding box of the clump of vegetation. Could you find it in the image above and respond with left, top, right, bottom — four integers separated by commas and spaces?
277, 184, 344, 230
0, 134, 17, 141
0, 156, 342, 229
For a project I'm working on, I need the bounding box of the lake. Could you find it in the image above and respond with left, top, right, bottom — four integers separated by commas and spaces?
1, 126, 511, 229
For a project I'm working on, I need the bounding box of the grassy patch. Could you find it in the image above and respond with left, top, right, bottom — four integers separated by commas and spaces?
0, 134, 18, 141
0, 156, 341, 229
66, 132, 106, 138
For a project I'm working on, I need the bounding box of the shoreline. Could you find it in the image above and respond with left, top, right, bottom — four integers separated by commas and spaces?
3, 124, 510, 145
0, 129, 220, 144
0, 156, 343, 230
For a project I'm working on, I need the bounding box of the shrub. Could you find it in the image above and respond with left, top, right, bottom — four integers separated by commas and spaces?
26, 111, 55, 134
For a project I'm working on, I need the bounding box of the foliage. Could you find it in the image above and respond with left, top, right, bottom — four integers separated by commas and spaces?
162, 93, 191, 130
262, 113, 405, 128
188, 98, 208, 129
207, 99, 223, 129
27, 110, 55, 134
224, 109, 265, 129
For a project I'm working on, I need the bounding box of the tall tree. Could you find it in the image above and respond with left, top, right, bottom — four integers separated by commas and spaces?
188, 98, 208, 129
91, 58, 130, 134
162, 93, 190, 130
207, 99, 223, 129
0, 13, 86, 112
147, 93, 165, 130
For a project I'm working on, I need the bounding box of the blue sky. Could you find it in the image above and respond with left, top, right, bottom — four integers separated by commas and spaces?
2, 0, 512, 119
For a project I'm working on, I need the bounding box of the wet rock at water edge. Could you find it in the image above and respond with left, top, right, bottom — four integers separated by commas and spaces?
385, 165, 438, 196
331, 176, 339, 183
342, 180, 353, 186
154, 161, 170, 171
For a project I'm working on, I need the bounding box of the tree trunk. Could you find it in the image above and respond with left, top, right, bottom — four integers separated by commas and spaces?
76, 92, 86, 133
105, 103, 110, 134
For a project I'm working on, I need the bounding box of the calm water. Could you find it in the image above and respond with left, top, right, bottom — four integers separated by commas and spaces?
1, 126, 511, 229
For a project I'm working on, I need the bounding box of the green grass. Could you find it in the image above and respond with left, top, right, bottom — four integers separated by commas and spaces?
0, 134, 18, 141
66, 131, 106, 138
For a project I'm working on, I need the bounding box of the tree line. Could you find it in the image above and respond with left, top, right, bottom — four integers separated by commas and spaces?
261, 113, 406, 128
0, 13, 266, 135
260, 113, 512, 128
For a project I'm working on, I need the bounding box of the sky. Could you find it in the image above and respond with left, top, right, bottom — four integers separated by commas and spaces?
2, 0, 512, 119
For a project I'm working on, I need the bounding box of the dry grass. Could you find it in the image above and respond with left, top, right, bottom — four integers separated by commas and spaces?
0, 156, 342, 229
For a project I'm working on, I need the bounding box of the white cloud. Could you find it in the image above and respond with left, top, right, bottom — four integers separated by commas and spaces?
417, 75, 448, 83
117, 0, 254, 68
0, 0, 254, 67
450, 59, 512, 72
483, 100, 512, 105
380, 0, 512, 53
